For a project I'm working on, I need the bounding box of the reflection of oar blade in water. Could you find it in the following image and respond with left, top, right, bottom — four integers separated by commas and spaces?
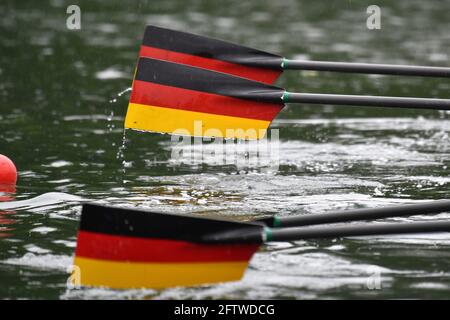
0, 192, 84, 210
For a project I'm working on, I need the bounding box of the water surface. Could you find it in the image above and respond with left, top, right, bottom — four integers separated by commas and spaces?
1, 0, 450, 299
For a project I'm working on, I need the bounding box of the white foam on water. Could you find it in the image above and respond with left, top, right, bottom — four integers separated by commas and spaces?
154, 251, 399, 299
2, 253, 72, 272
350, 232, 450, 245
0, 192, 84, 211
95, 68, 127, 80
30, 227, 57, 234
273, 117, 450, 132
410, 282, 449, 290
60, 287, 157, 300
52, 240, 76, 248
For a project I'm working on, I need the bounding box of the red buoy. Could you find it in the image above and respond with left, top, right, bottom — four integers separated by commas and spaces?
0, 154, 17, 186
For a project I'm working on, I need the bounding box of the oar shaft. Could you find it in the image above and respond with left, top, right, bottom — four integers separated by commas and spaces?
283, 59, 450, 78
268, 221, 450, 242
284, 92, 450, 110
270, 200, 450, 228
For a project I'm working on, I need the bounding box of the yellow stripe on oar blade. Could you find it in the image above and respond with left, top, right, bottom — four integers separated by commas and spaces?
74, 257, 250, 289
125, 103, 270, 140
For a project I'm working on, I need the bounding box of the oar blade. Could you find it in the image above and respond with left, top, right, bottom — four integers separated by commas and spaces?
139, 25, 283, 84
125, 57, 285, 140
73, 204, 263, 289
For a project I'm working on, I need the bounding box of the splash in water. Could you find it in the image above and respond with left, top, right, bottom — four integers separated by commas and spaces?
108, 87, 132, 104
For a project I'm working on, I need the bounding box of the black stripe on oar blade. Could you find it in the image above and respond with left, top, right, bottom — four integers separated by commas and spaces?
73, 204, 263, 289
134, 57, 283, 102
139, 25, 283, 84
126, 58, 285, 139
78, 203, 263, 243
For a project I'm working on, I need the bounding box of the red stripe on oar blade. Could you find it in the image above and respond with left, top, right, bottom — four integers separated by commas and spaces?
130, 80, 283, 121
139, 45, 282, 84
75, 231, 260, 263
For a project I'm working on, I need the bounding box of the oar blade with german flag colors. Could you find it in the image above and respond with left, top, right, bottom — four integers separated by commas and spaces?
73, 204, 263, 290
125, 57, 450, 140
139, 25, 450, 79
125, 57, 285, 140
139, 25, 283, 84
74, 203, 450, 290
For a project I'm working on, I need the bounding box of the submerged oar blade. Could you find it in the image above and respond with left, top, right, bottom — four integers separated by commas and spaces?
74, 204, 263, 289
125, 57, 284, 139
139, 25, 283, 84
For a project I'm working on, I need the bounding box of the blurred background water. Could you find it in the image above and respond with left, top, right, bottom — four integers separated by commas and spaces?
0, 0, 450, 299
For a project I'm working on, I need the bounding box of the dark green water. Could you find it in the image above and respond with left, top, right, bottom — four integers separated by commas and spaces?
1, 0, 450, 299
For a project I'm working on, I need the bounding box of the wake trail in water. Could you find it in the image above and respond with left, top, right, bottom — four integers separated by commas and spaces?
0, 192, 85, 210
